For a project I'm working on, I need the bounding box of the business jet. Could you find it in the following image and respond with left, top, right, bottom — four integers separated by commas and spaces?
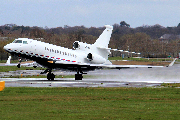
5, 56, 40, 68
3, 25, 164, 80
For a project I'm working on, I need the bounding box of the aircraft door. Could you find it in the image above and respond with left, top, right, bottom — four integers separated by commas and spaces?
31, 43, 36, 51
30, 42, 36, 54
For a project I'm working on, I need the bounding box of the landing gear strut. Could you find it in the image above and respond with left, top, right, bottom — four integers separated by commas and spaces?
41, 69, 55, 81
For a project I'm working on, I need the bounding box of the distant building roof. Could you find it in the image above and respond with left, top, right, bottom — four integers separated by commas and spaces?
160, 34, 180, 40
160, 34, 172, 40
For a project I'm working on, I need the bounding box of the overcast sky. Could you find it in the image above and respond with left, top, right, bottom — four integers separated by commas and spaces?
1, 0, 180, 28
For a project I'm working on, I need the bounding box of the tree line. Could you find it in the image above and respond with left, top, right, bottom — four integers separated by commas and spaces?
1, 22, 180, 60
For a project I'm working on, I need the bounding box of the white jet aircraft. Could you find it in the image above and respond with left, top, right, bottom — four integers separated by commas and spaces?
5, 56, 40, 68
3, 25, 164, 80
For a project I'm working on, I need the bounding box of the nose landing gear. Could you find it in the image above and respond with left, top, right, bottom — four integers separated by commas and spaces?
41, 69, 55, 81
47, 72, 55, 81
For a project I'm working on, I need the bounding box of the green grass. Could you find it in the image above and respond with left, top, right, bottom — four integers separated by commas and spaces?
0, 87, 179, 119
161, 83, 180, 88
108, 57, 173, 62
0, 66, 44, 72
0, 60, 19, 63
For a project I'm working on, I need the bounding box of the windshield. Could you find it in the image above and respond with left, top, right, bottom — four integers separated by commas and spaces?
12, 40, 22, 43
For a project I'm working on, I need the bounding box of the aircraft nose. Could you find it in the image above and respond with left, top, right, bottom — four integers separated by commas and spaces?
3, 45, 8, 50
3, 44, 10, 51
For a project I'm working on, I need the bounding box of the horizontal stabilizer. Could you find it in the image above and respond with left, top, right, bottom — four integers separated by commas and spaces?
96, 47, 111, 50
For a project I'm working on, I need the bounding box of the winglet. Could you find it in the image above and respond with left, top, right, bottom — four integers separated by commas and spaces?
169, 58, 177, 66
0, 81, 5, 91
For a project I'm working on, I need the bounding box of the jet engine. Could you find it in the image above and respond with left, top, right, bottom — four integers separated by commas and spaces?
73, 42, 80, 49
87, 53, 106, 64
73, 41, 91, 50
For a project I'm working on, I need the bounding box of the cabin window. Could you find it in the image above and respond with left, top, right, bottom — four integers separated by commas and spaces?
65, 52, 67, 55
50, 49, 51, 52
60, 51, 61, 54
23, 41, 28, 44
62, 52, 64, 55
52, 49, 54, 52
55, 50, 56, 53
57, 50, 59, 53
45, 47, 46, 50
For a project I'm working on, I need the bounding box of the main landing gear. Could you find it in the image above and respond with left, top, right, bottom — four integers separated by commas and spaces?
41, 68, 86, 81
41, 69, 55, 81
75, 67, 86, 80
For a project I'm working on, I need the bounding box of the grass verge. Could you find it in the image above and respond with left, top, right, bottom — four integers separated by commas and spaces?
0, 66, 44, 72
161, 83, 180, 88
0, 87, 180, 119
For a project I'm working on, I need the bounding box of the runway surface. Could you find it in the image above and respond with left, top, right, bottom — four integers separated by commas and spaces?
1, 63, 180, 87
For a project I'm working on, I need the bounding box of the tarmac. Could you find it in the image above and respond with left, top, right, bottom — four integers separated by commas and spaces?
0, 61, 180, 87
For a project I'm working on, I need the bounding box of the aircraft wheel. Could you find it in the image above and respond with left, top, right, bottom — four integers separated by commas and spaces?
17, 64, 21, 68
75, 74, 83, 80
47, 73, 55, 81
51, 73, 55, 81
33, 66, 37, 68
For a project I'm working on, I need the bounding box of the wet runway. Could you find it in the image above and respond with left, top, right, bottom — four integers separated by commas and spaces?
1, 63, 180, 87
1, 78, 163, 88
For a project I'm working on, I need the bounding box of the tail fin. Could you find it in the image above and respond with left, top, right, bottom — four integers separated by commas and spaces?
91, 25, 113, 60
6, 56, 11, 64
94, 25, 113, 48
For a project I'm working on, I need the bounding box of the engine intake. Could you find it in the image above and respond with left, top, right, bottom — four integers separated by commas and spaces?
73, 41, 92, 51
87, 53, 106, 64
73, 42, 79, 49
87, 53, 93, 61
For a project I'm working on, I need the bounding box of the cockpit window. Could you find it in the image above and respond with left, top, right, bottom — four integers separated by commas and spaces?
23, 41, 28, 44
13, 40, 22, 43
12, 40, 16, 43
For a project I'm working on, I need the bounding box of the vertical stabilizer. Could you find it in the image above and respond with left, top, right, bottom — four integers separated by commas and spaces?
92, 25, 113, 60
94, 25, 113, 48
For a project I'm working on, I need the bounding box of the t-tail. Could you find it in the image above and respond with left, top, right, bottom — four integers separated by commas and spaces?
73, 25, 113, 64
93, 25, 113, 61
94, 25, 113, 48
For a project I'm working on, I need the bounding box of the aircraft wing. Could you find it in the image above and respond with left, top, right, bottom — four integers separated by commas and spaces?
55, 61, 166, 69
88, 64, 166, 69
